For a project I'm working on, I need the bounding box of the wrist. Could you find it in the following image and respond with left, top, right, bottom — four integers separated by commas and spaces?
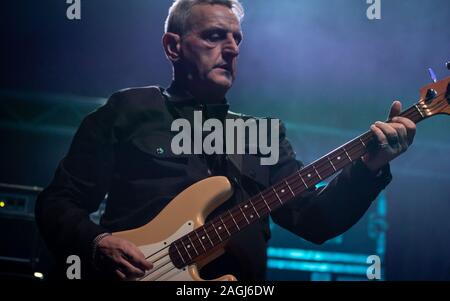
92, 232, 112, 264
360, 158, 390, 179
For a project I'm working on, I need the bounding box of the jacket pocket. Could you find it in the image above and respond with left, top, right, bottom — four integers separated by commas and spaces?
117, 133, 190, 178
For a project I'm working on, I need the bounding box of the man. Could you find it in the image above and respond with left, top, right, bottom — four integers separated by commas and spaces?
35, 0, 416, 280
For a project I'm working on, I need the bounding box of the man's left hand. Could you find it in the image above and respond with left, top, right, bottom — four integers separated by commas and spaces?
362, 101, 416, 173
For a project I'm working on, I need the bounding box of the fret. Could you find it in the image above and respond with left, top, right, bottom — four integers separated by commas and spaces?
239, 205, 250, 224
248, 201, 260, 218
187, 235, 199, 255
415, 104, 425, 118
260, 192, 271, 211
193, 230, 207, 252
202, 226, 215, 247
211, 222, 223, 242
297, 171, 309, 189
195, 227, 214, 251
328, 156, 337, 172
285, 180, 295, 197
219, 216, 231, 236
330, 152, 346, 170
343, 147, 352, 162
215, 219, 228, 239
272, 187, 283, 205
359, 138, 366, 147
228, 210, 240, 231
173, 243, 186, 265
180, 240, 193, 260
313, 165, 322, 180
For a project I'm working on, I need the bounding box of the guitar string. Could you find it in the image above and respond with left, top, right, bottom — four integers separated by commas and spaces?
140, 257, 176, 281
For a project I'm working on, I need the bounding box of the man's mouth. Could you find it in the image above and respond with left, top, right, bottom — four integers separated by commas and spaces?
215, 64, 232, 73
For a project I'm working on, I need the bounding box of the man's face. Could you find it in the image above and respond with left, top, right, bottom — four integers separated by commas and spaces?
179, 4, 242, 93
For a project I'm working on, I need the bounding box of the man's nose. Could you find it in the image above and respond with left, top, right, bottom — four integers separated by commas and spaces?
223, 35, 239, 58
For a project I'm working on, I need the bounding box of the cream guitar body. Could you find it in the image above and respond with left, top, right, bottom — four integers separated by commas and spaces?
113, 176, 237, 281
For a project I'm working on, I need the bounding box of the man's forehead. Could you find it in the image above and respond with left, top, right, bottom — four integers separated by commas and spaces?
187, 4, 241, 32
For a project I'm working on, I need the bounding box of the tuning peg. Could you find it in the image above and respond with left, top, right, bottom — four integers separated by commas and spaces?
428, 68, 437, 83
425, 89, 438, 103
446, 61, 450, 70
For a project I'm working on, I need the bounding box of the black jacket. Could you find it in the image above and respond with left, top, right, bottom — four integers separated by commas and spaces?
35, 85, 392, 280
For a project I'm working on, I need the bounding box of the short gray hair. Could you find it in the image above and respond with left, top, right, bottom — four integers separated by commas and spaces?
164, 0, 244, 35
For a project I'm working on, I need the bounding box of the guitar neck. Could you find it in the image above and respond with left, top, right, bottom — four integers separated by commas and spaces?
170, 103, 428, 267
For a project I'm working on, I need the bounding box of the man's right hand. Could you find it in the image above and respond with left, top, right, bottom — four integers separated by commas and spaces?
95, 235, 153, 280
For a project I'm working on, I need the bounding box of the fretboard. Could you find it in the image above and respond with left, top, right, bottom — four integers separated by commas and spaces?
169, 104, 427, 268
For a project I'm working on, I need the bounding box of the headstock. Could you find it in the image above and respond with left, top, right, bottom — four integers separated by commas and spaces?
416, 63, 450, 117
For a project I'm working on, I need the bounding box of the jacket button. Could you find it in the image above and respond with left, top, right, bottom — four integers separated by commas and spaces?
156, 147, 164, 155
207, 169, 212, 175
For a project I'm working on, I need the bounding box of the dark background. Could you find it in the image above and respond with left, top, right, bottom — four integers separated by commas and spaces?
1, 0, 450, 280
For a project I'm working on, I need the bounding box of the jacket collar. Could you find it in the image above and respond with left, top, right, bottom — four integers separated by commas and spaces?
163, 82, 230, 120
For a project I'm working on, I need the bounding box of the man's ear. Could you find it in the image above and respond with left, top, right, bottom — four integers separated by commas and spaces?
162, 33, 181, 62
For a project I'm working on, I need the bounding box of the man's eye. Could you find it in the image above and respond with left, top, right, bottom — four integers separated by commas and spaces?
208, 33, 222, 41
204, 31, 225, 42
